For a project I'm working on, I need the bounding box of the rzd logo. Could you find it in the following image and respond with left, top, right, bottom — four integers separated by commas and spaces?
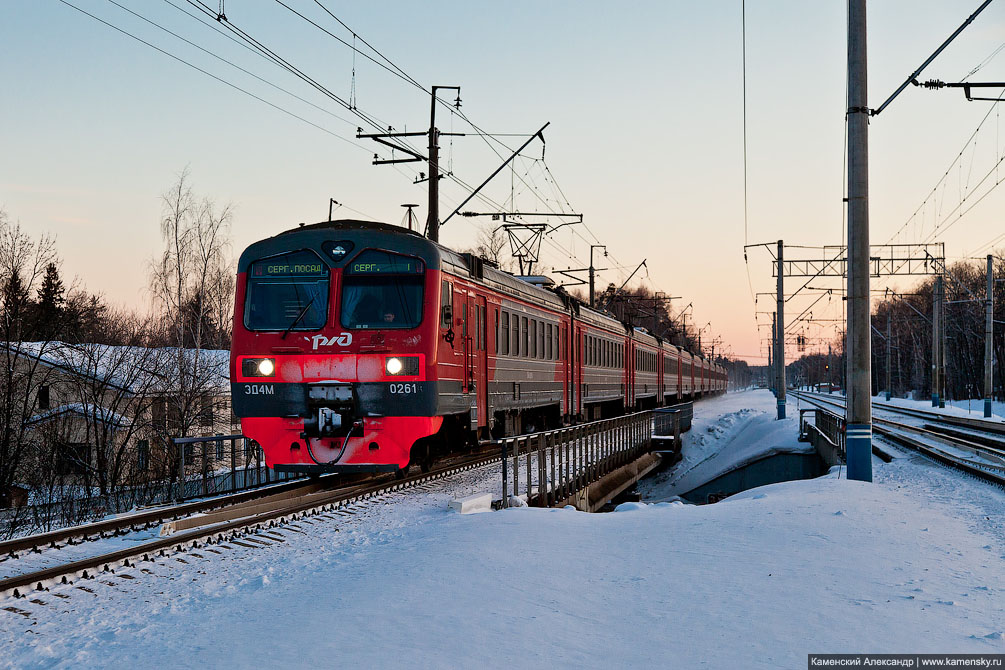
308, 332, 353, 349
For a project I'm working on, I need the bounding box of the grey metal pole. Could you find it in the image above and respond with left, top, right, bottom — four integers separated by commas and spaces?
770, 312, 776, 395
589, 251, 596, 308
846, 0, 872, 481
776, 239, 786, 419
828, 344, 833, 393
986, 254, 994, 417
885, 312, 892, 401
426, 124, 439, 242
931, 280, 937, 405
936, 273, 944, 405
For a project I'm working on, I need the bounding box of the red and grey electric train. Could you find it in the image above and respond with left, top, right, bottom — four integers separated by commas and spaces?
230, 220, 726, 475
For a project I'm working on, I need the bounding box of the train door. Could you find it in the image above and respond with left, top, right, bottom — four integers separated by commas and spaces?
575, 325, 583, 419
562, 322, 571, 419
460, 290, 475, 423
626, 341, 634, 409
474, 295, 488, 431
677, 353, 683, 402
658, 352, 664, 405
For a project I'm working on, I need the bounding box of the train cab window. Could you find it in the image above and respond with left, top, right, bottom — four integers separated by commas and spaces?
245, 249, 329, 331
341, 250, 424, 329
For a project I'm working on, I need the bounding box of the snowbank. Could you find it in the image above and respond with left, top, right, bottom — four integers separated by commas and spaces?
3, 391, 1004, 668
639, 390, 813, 500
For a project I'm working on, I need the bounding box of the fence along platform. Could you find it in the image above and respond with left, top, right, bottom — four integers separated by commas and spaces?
499, 406, 690, 512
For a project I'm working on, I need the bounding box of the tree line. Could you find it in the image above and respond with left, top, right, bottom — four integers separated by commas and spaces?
0, 169, 236, 527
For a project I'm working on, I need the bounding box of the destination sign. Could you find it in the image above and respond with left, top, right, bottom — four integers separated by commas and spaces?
349, 259, 423, 274
251, 251, 328, 278
346, 251, 424, 275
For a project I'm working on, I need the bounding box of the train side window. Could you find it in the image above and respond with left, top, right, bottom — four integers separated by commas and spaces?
494, 309, 499, 354
546, 324, 553, 360
522, 317, 529, 358
462, 303, 468, 337
477, 305, 485, 350
530, 320, 537, 358
554, 328, 559, 361
512, 314, 520, 356
501, 311, 509, 355
538, 322, 545, 359
441, 281, 452, 327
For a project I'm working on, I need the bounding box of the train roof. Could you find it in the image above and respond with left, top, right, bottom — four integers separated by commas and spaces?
242, 220, 714, 361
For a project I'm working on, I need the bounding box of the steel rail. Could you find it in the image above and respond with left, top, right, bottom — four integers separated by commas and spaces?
796, 390, 1005, 434
793, 391, 1005, 486
0, 446, 501, 599
0, 476, 326, 558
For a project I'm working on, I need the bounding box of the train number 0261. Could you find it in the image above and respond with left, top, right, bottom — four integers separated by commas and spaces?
389, 383, 418, 395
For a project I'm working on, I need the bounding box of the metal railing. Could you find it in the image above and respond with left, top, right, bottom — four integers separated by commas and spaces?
500, 411, 653, 509
799, 407, 846, 461
654, 401, 693, 436
168, 434, 302, 502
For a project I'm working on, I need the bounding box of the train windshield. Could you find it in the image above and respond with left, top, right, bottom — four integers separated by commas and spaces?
245, 250, 329, 331
340, 250, 424, 329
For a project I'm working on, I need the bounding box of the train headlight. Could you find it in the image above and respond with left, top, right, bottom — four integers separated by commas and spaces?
385, 356, 419, 376
242, 357, 276, 377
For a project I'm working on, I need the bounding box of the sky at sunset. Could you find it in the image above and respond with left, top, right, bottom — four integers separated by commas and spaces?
3, 1, 1005, 362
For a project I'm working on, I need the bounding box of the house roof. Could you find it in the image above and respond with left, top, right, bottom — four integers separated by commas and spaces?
8, 342, 230, 395
28, 402, 131, 428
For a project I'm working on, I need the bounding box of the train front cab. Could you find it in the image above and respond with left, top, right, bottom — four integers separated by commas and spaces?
231, 221, 449, 475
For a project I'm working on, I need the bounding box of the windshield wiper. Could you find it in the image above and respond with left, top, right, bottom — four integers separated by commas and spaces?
281, 297, 315, 340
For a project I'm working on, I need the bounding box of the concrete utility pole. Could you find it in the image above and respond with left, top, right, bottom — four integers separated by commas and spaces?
828, 344, 833, 393
776, 240, 786, 419
986, 254, 994, 417
846, 0, 872, 481
932, 275, 942, 407
940, 276, 947, 408
589, 245, 606, 308
426, 85, 462, 243
770, 312, 776, 395
885, 312, 892, 401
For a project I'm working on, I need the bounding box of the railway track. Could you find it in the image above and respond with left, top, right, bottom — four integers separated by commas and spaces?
0, 476, 326, 560
792, 391, 1005, 486
796, 389, 1005, 435
0, 445, 500, 600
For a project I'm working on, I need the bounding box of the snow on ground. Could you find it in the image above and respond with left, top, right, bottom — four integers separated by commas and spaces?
2, 390, 1004, 668
640, 390, 812, 499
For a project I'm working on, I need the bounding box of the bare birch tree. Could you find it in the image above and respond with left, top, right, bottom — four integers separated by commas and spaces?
149, 169, 234, 443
